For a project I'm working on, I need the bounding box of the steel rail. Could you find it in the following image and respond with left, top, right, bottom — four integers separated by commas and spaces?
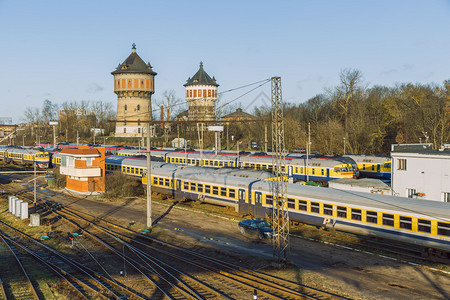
61, 206, 334, 300
0, 232, 89, 299
56, 208, 203, 300
0, 220, 122, 300
0, 233, 40, 300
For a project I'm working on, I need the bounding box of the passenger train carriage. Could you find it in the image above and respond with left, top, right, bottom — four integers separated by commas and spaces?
139, 165, 450, 256
117, 149, 357, 183
0, 147, 51, 168
344, 155, 391, 179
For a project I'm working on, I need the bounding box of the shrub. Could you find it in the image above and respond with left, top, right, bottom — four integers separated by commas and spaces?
104, 171, 144, 199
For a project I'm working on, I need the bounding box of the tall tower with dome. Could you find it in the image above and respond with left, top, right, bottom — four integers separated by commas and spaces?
184, 62, 219, 121
112, 44, 156, 137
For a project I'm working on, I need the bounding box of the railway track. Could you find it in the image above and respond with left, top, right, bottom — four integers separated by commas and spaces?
0, 220, 144, 299
1, 183, 346, 299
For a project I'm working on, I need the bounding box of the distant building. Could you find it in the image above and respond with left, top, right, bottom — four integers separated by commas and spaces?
184, 62, 218, 122
59, 146, 105, 195
112, 43, 157, 137
391, 143, 450, 202
221, 108, 255, 123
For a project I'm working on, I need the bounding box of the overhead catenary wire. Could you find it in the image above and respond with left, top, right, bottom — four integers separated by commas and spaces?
114, 78, 271, 121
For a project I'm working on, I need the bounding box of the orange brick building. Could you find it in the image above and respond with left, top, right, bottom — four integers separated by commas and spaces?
60, 147, 105, 194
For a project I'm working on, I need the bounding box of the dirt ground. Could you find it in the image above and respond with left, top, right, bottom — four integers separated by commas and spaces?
5, 176, 450, 300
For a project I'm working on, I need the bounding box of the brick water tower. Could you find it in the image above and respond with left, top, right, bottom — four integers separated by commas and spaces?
184, 62, 219, 121
112, 43, 157, 137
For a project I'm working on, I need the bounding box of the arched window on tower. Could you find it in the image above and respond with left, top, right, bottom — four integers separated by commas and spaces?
137, 104, 140, 111
138, 119, 141, 125
124, 104, 127, 111
124, 120, 127, 126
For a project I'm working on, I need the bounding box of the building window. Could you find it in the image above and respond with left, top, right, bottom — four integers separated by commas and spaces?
138, 119, 141, 125
407, 188, 416, 198
137, 104, 140, 111
194, 90, 197, 97
124, 128, 126, 133
117, 80, 120, 88
189, 90, 192, 97
141, 80, 144, 87
86, 158, 92, 167
198, 90, 202, 97
208, 90, 211, 97
442, 192, 450, 202
128, 80, 132, 88
124, 104, 127, 111
138, 128, 141, 134
397, 159, 406, 170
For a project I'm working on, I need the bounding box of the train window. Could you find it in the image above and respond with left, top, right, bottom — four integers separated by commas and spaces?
214, 161, 218, 166
205, 185, 211, 193
437, 222, 450, 237
131, 167, 135, 173
418, 219, 431, 233
287, 198, 295, 209
198, 184, 203, 192
399, 216, 412, 230
221, 188, 227, 197
184, 182, 189, 190
229, 189, 236, 198
204, 160, 209, 166
126, 167, 130, 173
266, 195, 273, 205
219, 161, 223, 167
321, 169, 324, 175
159, 178, 163, 185
382, 214, 394, 227
139, 169, 143, 175
213, 186, 218, 195
366, 211, 378, 224
311, 169, 315, 175
310, 202, 320, 213
190, 182, 196, 191
298, 200, 307, 211
351, 209, 362, 221
323, 204, 333, 216
165, 179, 170, 187
187, 159, 191, 164
337, 206, 347, 218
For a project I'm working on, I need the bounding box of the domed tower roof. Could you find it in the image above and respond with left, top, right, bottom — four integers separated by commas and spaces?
111, 43, 157, 75
184, 62, 219, 87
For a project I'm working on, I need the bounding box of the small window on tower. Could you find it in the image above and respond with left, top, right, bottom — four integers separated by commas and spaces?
137, 104, 140, 111
124, 104, 127, 111
141, 80, 144, 87
138, 119, 141, 125
208, 90, 211, 97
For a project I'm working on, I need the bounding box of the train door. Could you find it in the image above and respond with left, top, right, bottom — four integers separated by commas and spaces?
176, 179, 182, 200
254, 191, 264, 218
326, 169, 330, 181
238, 189, 247, 214
377, 164, 380, 176
288, 166, 293, 177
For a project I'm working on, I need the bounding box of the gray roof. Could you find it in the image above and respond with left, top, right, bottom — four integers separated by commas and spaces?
184, 62, 218, 87
111, 44, 157, 75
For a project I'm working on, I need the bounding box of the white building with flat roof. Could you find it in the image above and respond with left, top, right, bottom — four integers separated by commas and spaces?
391, 144, 450, 202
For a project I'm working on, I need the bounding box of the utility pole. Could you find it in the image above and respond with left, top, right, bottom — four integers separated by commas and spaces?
226, 125, 229, 150
265, 125, 268, 153
146, 121, 152, 228
76, 131, 79, 146
33, 161, 36, 205
271, 76, 289, 266
307, 122, 310, 182
343, 137, 346, 155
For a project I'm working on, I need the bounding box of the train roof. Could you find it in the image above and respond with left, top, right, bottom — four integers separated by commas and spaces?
250, 181, 450, 221
344, 155, 390, 164
7, 148, 48, 155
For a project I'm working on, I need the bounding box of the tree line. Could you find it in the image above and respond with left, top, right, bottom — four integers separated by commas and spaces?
247, 69, 449, 155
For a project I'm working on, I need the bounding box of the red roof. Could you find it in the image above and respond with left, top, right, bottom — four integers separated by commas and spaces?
60, 148, 100, 155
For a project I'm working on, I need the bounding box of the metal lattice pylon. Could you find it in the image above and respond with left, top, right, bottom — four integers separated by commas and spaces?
271, 77, 289, 265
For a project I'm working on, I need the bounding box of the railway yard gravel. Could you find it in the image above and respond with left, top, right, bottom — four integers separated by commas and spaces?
3, 176, 450, 299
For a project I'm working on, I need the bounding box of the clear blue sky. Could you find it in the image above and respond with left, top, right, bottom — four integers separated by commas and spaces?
1, 0, 449, 123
